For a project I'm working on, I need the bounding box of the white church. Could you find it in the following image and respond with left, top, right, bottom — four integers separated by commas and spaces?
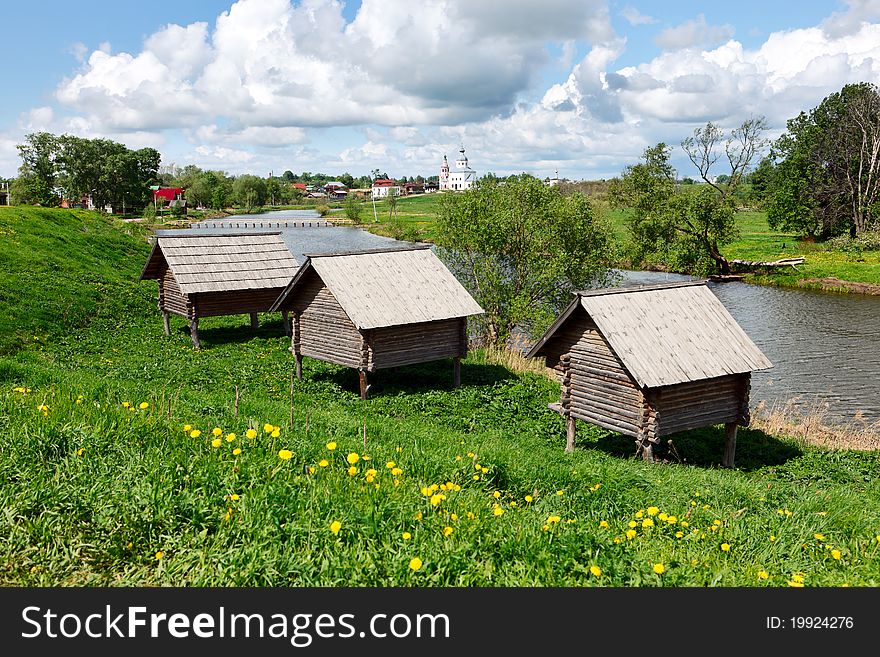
439, 146, 477, 191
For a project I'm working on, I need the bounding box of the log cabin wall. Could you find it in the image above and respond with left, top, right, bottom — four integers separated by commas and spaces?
648, 373, 750, 437
367, 317, 466, 370
566, 317, 645, 440
159, 266, 193, 319
291, 269, 364, 368
193, 288, 283, 318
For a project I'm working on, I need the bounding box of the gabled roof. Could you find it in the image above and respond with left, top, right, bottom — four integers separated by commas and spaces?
271, 246, 484, 329
140, 232, 299, 294
527, 281, 772, 388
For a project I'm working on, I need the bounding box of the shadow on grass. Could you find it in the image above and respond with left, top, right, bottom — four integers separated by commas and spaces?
309, 358, 515, 398
583, 424, 802, 472
171, 316, 290, 347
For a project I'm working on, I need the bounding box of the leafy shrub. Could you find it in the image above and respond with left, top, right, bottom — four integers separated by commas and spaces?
315, 204, 331, 217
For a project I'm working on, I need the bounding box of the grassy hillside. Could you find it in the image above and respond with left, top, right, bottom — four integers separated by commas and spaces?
2, 206, 880, 586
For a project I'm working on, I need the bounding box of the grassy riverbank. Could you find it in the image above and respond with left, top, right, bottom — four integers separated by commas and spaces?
2, 206, 880, 587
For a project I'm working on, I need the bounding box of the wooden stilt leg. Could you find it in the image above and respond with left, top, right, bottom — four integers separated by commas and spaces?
282, 310, 290, 336
723, 422, 738, 468
189, 317, 200, 349
565, 414, 576, 453
295, 353, 303, 380
359, 370, 369, 400
162, 312, 170, 337
453, 357, 461, 388
250, 312, 258, 329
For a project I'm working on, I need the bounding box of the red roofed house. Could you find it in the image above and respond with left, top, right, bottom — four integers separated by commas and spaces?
153, 187, 184, 203
371, 179, 400, 199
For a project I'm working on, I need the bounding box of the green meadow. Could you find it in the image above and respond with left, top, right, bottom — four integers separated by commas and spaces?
1, 206, 880, 587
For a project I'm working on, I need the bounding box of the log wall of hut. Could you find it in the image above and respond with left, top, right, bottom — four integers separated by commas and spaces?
193, 288, 284, 318
648, 374, 750, 437
366, 317, 467, 370
290, 269, 364, 368
158, 266, 193, 319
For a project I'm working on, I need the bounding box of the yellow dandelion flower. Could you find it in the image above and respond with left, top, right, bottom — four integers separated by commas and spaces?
409, 557, 422, 571
308, 467, 316, 475
76, 398, 82, 405
264, 423, 274, 433
667, 516, 677, 524
658, 512, 668, 521
155, 551, 164, 561
635, 510, 644, 518
212, 427, 223, 437
271, 428, 280, 438
590, 565, 602, 577
542, 524, 550, 531
614, 537, 621, 544
525, 495, 533, 503
442, 526, 454, 537
347, 452, 360, 465
653, 563, 665, 575
473, 475, 480, 481
190, 429, 201, 439
278, 449, 293, 460
319, 459, 329, 468
675, 531, 684, 538
493, 491, 501, 499
493, 506, 504, 517
721, 543, 731, 552
430, 494, 445, 506
628, 520, 638, 529
547, 515, 561, 524
246, 429, 257, 440
330, 520, 342, 535
139, 402, 149, 409
642, 518, 654, 528
402, 532, 412, 540
183, 424, 192, 432
455, 455, 462, 461
440, 483, 448, 491
813, 533, 825, 541
680, 521, 689, 528
713, 519, 722, 526
789, 580, 804, 588
466, 512, 474, 520
831, 549, 841, 560
391, 467, 403, 476
395, 447, 402, 453
467, 452, 475, 458
386, 461, 395, 469
480, 467, 488, 474
230, 494, 240, 501
474, 463, 482, 471
430, 484, 439, 492
365, 475, 375, 483
556, 490, 564, 496
232, 448, 242, 456
414, 511, 423, 520
450, 513, 459, 521
347, 466, 358, 476
769, 535, 776, 542
510, 501, 518, 507
757, 570, 769, 580
76, 448, 85, 456
121, 402, 130, 408
421, 487, 431, 496
211, 438, 221, 448
625, 529, 637, 540
599, 520, 609, 528
647, 506, 659, 516
791, 573, 804, 583
226, 433, 236, 442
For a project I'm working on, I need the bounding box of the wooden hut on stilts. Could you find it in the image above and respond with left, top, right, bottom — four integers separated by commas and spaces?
140, 232, 300, 348
270, 245, 483, 399
527, 281, 772, 467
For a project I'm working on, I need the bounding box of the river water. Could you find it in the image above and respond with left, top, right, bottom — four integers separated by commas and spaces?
185, 210, 880, 425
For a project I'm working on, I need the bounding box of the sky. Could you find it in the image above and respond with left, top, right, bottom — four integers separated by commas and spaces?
1, 0, 879, 182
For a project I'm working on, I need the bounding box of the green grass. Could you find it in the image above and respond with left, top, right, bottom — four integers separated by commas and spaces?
2, 206, 880, 586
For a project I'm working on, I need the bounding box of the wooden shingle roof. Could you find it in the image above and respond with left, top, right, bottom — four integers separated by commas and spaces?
528, 281, 772, 388
271, 246, 484, 329
140, 232, 299, 294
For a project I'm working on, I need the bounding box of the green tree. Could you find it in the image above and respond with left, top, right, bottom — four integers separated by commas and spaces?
612, 119, 767, 275
766, 82, 880, 238
14, 132, 60, 206
232, 175, 267, 210
344, 193, 363, 223
437, 174, 616, 344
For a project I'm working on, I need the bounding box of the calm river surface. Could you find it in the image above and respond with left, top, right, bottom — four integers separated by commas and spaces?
190, 210, 880, 424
